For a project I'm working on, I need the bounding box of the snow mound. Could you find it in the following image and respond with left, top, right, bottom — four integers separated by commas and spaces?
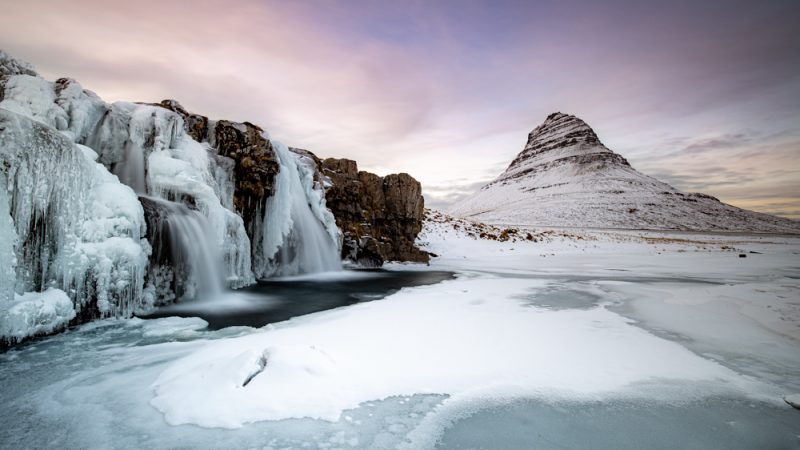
0, 288, 75, 342
150, 276, 769, 428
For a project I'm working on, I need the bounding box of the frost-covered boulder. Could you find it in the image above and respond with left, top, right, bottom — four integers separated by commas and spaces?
0, 288, 75, 344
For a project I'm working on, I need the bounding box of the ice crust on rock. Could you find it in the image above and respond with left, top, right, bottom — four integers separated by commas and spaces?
0, 109, 150, 328
0, 52, 251, 340
0, 50, 37, 77
0, 171, 17, 305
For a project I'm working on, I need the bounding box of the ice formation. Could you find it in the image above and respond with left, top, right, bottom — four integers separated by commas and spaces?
0, 108, 149, 336
0, 171, 18, 305
255, 141, 341, 277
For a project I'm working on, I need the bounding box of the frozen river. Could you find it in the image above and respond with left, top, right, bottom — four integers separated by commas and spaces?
1, 236, 799, 449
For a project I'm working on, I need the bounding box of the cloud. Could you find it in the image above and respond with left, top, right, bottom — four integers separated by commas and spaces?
1, 0, 799, 218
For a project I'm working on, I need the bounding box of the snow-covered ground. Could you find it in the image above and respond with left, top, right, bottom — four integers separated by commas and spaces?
1, 212, 799, 448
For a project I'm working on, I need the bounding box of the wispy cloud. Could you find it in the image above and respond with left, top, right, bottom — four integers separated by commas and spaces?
1, 0, 798, 217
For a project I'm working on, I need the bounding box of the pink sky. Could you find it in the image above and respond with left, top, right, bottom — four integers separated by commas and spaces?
2, 0, 798, 217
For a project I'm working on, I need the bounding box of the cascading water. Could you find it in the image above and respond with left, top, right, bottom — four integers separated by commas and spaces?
106, 125, 226, 301
113, 140, 147, 193
257, 141, 342, 277
140, 196, 223, 301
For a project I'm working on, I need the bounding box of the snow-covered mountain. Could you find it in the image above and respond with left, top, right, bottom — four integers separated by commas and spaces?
450, 112, 800, 233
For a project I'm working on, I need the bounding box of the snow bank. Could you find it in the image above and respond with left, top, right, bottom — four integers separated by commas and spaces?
150, 275, 767, 428
0, 288, 75, 342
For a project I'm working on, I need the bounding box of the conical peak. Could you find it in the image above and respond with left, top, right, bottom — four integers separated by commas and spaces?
498, 112, 612, 177
526, 112, 601, 150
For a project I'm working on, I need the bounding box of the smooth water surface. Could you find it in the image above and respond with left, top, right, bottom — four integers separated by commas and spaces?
141, 269, 456, 329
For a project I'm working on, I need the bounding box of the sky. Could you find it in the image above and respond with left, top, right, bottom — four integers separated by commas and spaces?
1, 0, 798, 218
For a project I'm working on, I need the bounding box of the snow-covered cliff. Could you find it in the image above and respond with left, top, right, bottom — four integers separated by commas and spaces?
450, 112, 800, 233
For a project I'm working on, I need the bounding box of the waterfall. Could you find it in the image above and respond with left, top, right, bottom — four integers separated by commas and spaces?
257, 141, 342, 277
140, 196, 223, 301
113, 140, 147, 194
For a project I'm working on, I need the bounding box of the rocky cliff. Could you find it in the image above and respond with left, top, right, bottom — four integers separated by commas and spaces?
321, 158, 429, 266
450, 112, 800, 233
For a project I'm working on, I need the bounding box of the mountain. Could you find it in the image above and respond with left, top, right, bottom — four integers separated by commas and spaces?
449, 112, 799, 233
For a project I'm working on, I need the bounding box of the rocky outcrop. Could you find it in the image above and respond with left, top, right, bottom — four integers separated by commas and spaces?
321, 157, 429, 265
210, 120, 280, 233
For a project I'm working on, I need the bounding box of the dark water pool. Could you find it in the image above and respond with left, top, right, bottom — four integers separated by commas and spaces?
140, 269, 456, 329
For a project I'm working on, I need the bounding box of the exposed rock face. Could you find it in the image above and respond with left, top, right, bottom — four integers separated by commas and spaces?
450, 112, 800, 233
322, 158, 429, 265
210, 120, 280, 234
156, 99, 208, 142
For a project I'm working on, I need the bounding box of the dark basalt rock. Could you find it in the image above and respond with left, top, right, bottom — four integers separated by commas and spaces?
212, 120, 280, 234
322, 157, 429, 265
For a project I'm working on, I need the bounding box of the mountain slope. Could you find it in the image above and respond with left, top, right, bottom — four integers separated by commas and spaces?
449, 112, 799, 233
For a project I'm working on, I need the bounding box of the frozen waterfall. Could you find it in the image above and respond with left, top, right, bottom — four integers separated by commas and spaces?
140, 196, 223, 301
256, 141, 342, 277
